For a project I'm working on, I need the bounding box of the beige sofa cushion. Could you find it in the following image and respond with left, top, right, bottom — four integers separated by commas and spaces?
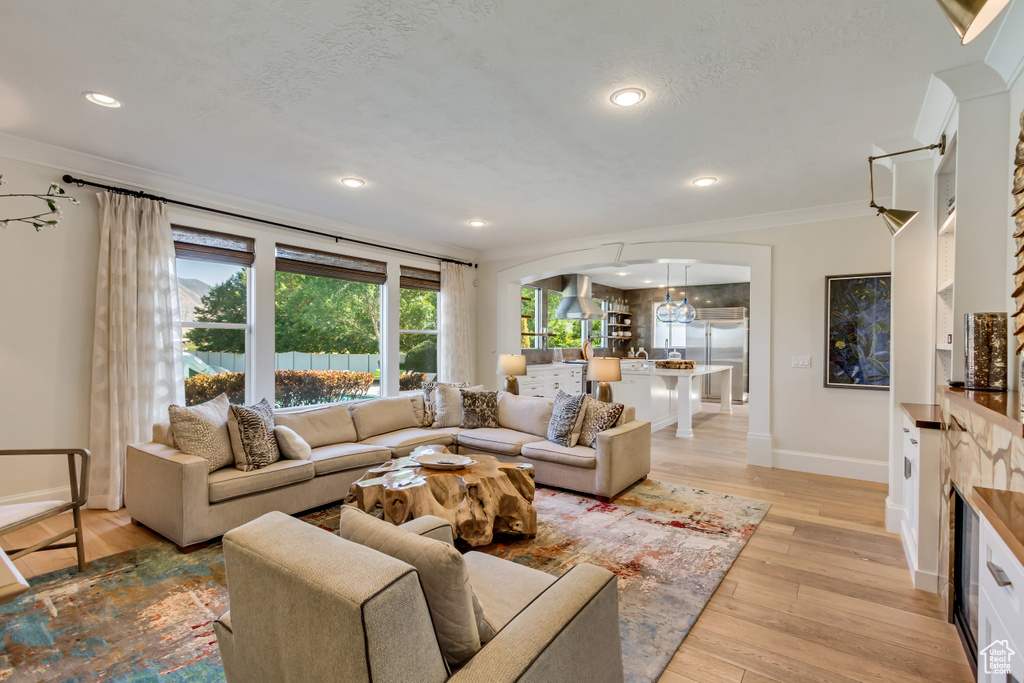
497, 393, 553, 438
464, 551, 556, 633
339, 507, 482, 667
309, 443, 390, 475
359, 428, 453, 457
618, 405, 636, 425
208, 460, 314, 503
273, 426, 311, 460
273, 403, 357, 448
520, 441, 597, 469
457, 428, 537, 456
349, 397, 419, 440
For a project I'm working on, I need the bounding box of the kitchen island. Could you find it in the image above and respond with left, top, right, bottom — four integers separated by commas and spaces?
616, 363, 732, 438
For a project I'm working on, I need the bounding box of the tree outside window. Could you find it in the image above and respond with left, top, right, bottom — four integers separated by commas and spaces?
521, 286, 539, 349
399, 288, 438, 390
546, 290, 582, 349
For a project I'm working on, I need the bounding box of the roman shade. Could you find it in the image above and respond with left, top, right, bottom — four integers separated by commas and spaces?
172, 225, 255, 266
275, 244, 387, 284
400, 266, 441, 292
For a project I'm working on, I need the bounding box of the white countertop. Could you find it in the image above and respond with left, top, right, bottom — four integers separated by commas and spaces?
620, 364, 731, 377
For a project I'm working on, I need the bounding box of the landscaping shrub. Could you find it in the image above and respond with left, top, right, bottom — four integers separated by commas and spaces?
399, 371, 427, 391
184, 369, 374, 407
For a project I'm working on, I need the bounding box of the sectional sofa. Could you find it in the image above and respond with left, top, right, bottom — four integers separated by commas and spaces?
126, 392, 651, 551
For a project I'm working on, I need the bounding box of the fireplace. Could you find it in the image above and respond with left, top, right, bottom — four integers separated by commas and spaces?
952, 485, 979, 671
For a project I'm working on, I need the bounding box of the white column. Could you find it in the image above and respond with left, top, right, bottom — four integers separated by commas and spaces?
382, 260, 402, 396
719, 367, 733, 413
252, 238, 277, 404
676, 373, 695, 438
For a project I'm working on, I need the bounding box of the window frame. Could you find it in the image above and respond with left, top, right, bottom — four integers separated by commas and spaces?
520, 285, 541, 351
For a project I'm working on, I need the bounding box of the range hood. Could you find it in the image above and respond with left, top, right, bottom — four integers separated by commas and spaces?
554, 274, 606, 321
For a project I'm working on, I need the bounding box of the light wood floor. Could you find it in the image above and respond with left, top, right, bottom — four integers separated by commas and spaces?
2, 405, 971, 682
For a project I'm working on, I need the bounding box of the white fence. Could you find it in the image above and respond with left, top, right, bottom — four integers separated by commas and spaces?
195, 352, 381, 374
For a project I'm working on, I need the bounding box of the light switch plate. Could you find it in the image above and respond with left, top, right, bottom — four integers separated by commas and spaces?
792, 355, 812, 369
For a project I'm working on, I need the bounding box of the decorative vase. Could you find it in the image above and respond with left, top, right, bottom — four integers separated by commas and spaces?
964, 312, 1007, 391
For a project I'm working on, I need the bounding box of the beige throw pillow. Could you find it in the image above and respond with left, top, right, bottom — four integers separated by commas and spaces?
167, 394, 234, 473
433, 384, 483, 428
274, 425, 312, 460
422, 381, 470, 427
339, 507, 487, 667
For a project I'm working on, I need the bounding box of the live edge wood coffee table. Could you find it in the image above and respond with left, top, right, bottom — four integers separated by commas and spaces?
345, 451, 537, 547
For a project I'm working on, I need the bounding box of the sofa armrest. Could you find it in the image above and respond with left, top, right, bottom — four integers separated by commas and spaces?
398, 515, 455, 546
449, 564, 622, 683
125, 442, 210, 547
594, 420, 651, 500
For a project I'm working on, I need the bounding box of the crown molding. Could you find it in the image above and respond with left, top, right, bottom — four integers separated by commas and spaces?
478, 198, 880, 264
0, 132, 478, 264
986, 0, 1024, 88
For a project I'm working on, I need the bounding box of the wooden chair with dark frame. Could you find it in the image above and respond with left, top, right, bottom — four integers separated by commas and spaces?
0, 449, 91, 574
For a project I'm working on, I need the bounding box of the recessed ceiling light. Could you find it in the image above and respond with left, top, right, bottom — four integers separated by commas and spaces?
643, 279, 653, 284
610, 88, 646, 107
693, 177, 718, 187
340, 177, 365, 188
468, 220, 487, 227
616, 271, 630, 276
84, 92, 121, 108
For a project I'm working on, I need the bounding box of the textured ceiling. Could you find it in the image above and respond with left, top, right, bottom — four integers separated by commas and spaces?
0, 1, 995, 251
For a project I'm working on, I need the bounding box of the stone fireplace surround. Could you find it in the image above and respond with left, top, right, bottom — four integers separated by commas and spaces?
938, 386, 1024, 618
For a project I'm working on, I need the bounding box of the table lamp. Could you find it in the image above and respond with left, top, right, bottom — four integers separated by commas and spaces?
588, 357, 621, 403
497, 354, 527, 395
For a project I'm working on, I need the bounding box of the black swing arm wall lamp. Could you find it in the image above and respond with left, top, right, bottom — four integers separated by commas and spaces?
868, 135, 946, 237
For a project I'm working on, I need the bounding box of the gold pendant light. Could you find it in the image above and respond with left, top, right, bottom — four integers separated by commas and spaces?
935, 0, 1013, 44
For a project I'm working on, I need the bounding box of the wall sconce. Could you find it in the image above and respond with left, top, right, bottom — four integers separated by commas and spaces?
868, 135, 946, 237
936, 0, 1012, 44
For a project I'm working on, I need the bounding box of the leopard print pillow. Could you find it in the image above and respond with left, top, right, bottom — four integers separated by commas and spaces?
228, 399, 280, 471
461, 390, 498, 429
578, 397, 625, 448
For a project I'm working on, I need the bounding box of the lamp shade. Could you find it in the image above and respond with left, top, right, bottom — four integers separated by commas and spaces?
588, 357, 621, 383
497, 354, 527, 376
880, 208, 919, 237
936, 0, 1012, 44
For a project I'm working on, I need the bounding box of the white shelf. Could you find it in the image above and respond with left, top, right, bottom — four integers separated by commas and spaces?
937, 277, 954, 294
938, 210, 956, 235
936, 343, 953, 352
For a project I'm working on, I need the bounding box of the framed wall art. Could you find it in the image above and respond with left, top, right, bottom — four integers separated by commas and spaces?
824, 273, 891, 390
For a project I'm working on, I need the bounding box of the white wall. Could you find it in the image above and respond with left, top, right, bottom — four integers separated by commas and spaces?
0, 154, 475, 503
475, 214, 893, 481
0, 157, 100, 502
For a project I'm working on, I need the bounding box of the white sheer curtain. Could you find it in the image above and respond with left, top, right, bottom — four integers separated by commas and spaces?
88, 193, 184, 510
437, 262, 474, 383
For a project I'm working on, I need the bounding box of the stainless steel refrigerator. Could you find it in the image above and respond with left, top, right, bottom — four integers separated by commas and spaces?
684, 307, 749, 402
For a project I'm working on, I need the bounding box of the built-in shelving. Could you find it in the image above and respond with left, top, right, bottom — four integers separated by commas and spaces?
937, 277, 954, 294
938, 210, 956, 236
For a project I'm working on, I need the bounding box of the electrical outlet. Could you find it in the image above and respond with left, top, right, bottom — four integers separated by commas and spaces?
791, 356, 812, 369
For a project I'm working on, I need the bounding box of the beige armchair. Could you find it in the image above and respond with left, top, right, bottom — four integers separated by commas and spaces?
214, 511, 624, 683
0, 449, 90, 572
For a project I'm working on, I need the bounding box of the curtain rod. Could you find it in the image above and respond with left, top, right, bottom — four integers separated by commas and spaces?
61, 174, 477, 268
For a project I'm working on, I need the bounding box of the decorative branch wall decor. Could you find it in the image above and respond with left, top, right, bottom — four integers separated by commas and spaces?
0, 174, 79, 230
1013, 108, 1024, 355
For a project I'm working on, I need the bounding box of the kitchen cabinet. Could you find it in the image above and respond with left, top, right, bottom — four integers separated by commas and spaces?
978, 516, 1023, 682
510, 364, 585, 399
899, 406, 941, 592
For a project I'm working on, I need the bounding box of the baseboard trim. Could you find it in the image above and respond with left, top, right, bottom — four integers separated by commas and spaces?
885, 497, 904, 534
771, 449, 888, 483
0, 486, 71, 506
747, 432, 773, 467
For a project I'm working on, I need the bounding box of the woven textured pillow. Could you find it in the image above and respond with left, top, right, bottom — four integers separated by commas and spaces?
578, 397, 625, 448
167, 394, 234, 473
546, 389, 586, 447
433, 384, 483, 428
461, 390, 498, 429
228, 399, 280, 471
422, 381, 470, 427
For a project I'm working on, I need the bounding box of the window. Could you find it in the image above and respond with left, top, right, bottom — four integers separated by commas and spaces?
546, 290, 582, 349
652, 302, 688, 349
589, 298, 607, 348
521, 286, 539, 349
399, 266, 439, 391
174, 226, 253, 406
274, 244, 386, 406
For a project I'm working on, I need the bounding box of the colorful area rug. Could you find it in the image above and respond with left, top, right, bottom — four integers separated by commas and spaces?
0, 481, 768, 683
